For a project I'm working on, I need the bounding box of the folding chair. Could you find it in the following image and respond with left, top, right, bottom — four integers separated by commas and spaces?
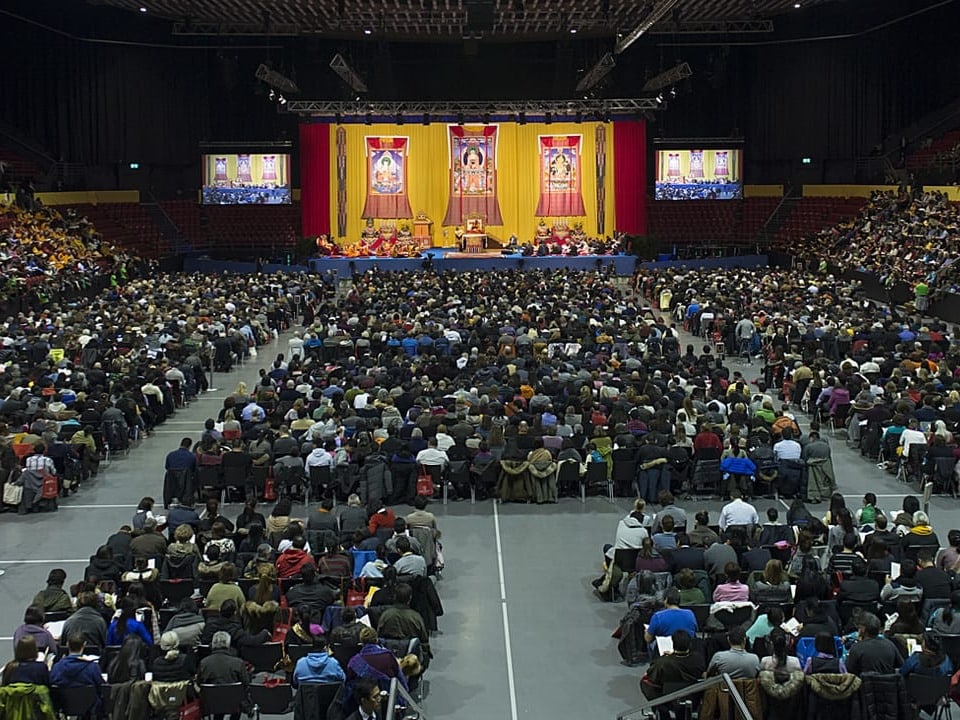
200, 683, 245, 718
249, 683, 294, 717
905, 673, 953, 720
239, 642, 284, 673
585, 461, 612, 502
51, 685, 99, 718
690, 447, 722, 499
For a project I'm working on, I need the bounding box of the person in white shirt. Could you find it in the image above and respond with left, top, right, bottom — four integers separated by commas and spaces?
433, 426, 455, 453
415, 438, 449, 468
899, 419, 927, 457
304, 441, 335, 471
773, 429, 802, 461
719, 491, 759, 531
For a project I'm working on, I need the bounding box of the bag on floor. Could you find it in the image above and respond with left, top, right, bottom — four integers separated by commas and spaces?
3, 483, 22, 505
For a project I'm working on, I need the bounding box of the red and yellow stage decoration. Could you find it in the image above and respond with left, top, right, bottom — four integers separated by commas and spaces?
535, 135, 586, 218
361, 137, 413, 219
443, 125, 504, 227
300, 121, 646, 245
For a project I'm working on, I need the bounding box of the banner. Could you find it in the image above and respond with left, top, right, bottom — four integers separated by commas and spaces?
336, 126, 347, 237
689, 150, 704, 179
595, 125, 606, 236
361, 136, 413, 219
535, 135, 586, 218
443, 126, 503, 227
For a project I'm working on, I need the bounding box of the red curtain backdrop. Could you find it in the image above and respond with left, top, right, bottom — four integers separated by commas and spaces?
299, 123, 331, 237
613, 120, 647, 236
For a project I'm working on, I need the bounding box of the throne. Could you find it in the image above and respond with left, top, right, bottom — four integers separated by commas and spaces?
463, 213, 486, 253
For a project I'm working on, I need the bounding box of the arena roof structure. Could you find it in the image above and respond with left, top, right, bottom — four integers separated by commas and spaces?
87, 0, 835, 41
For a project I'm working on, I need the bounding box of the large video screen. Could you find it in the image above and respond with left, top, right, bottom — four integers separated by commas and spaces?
655, 148, 742, 200
201, 153, 291, 205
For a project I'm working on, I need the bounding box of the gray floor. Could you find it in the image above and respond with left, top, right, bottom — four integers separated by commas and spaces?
1, 333, 957, 720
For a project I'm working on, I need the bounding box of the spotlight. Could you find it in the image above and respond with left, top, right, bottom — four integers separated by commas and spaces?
569, 27, 578, 34
363, 27, 373, 35
669, 87, 677, 98
268, 89, 276, 100
278, 94, 287, 105
139, 6, 147, 12
655, 92, 664, 104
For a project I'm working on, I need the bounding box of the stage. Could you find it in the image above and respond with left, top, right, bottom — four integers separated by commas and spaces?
306, 249, 637, 275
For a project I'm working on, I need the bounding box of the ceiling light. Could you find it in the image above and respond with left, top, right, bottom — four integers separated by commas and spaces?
669, 87, 677, 98
139, 6, 147, 12
655, 92, 664, 104
268, 89, 276, 101
363, 27, 373, 35
278, 94, 287, 105
569, 28, 578, 34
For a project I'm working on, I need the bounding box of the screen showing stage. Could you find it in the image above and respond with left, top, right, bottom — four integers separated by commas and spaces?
654, 148, 742, 200
201, 153, 291, 205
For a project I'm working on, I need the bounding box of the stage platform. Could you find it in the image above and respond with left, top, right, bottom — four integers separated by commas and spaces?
182, 253, 768, 277
306, 250, 637, 275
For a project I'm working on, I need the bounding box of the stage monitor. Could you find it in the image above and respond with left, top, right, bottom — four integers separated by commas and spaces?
654, 140, 743, 200
201, 152, 291, 205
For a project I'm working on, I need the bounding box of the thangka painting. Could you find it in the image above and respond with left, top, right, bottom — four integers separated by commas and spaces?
236, 154, 252, 183
443, 126, 503, 226
361, 137, 413, 219
667, 153, 681, 178
535, 135, 586, 217
689, 150, 704, 179
715, 151, 729, 176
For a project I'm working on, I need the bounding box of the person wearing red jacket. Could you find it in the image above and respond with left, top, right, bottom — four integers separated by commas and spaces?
275, 535, 316, 579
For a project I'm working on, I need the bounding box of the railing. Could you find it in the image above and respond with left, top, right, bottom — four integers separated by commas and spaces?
616, 673, 754, 720
384, 677, 429, 720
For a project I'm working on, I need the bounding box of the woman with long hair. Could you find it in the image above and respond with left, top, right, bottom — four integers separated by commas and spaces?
930, 589, 960, 635
759, 628, 801, 671
107, 634, 147, 683
2, 636, 50, 685
107, 597, 153, 646
752, 559, 792, 603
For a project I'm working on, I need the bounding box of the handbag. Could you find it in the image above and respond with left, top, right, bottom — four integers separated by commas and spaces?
40, 474, 59, 500
3, 483, 22, 505
179, 699, 202, 720
416, 466, 434, 497
346, 577, 367, 608
263, 474, 277, 502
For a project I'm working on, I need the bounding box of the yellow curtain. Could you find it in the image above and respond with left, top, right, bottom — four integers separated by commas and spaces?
328, 121, 615, 247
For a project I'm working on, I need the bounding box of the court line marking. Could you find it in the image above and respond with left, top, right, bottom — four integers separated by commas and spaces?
0, 559, 89, 564
491, 500, 519, 720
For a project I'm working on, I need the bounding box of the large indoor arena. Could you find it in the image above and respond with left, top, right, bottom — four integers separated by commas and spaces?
1, 1, 960, 719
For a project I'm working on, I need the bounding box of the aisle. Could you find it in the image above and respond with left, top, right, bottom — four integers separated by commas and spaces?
0, 344, 276, 639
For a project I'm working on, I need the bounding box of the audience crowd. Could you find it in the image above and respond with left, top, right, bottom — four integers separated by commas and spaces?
3, 198, 960, 718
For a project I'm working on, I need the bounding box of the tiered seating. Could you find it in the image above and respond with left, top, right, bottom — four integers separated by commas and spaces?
648, 197, 781, 244
161, 200, 203, 242
648, 201, 737, 243
739, 197, 780, 239
774, 197, 867, 244
906, 129, 960, 170
0, 145, 42, 184
204, 203, 301, 258
66, 203, 169, 259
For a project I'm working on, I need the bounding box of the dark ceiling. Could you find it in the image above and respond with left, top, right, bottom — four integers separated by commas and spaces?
85, 0, 837, 41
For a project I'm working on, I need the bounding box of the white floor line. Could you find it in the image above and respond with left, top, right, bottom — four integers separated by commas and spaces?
0, 559, 89, 564
492, 501, 519, 720
49, 504, 134, 509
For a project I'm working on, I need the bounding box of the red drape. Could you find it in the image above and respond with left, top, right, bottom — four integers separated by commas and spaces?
613, 120, 648, 236
299, 123, 331, 237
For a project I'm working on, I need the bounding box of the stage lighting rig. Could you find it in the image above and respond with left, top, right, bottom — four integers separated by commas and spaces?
255, 63, 300, 95
575, 52, 616, 94
615, 0, 681, 55
329, 54, 368, 94
642, 62, 693, 93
